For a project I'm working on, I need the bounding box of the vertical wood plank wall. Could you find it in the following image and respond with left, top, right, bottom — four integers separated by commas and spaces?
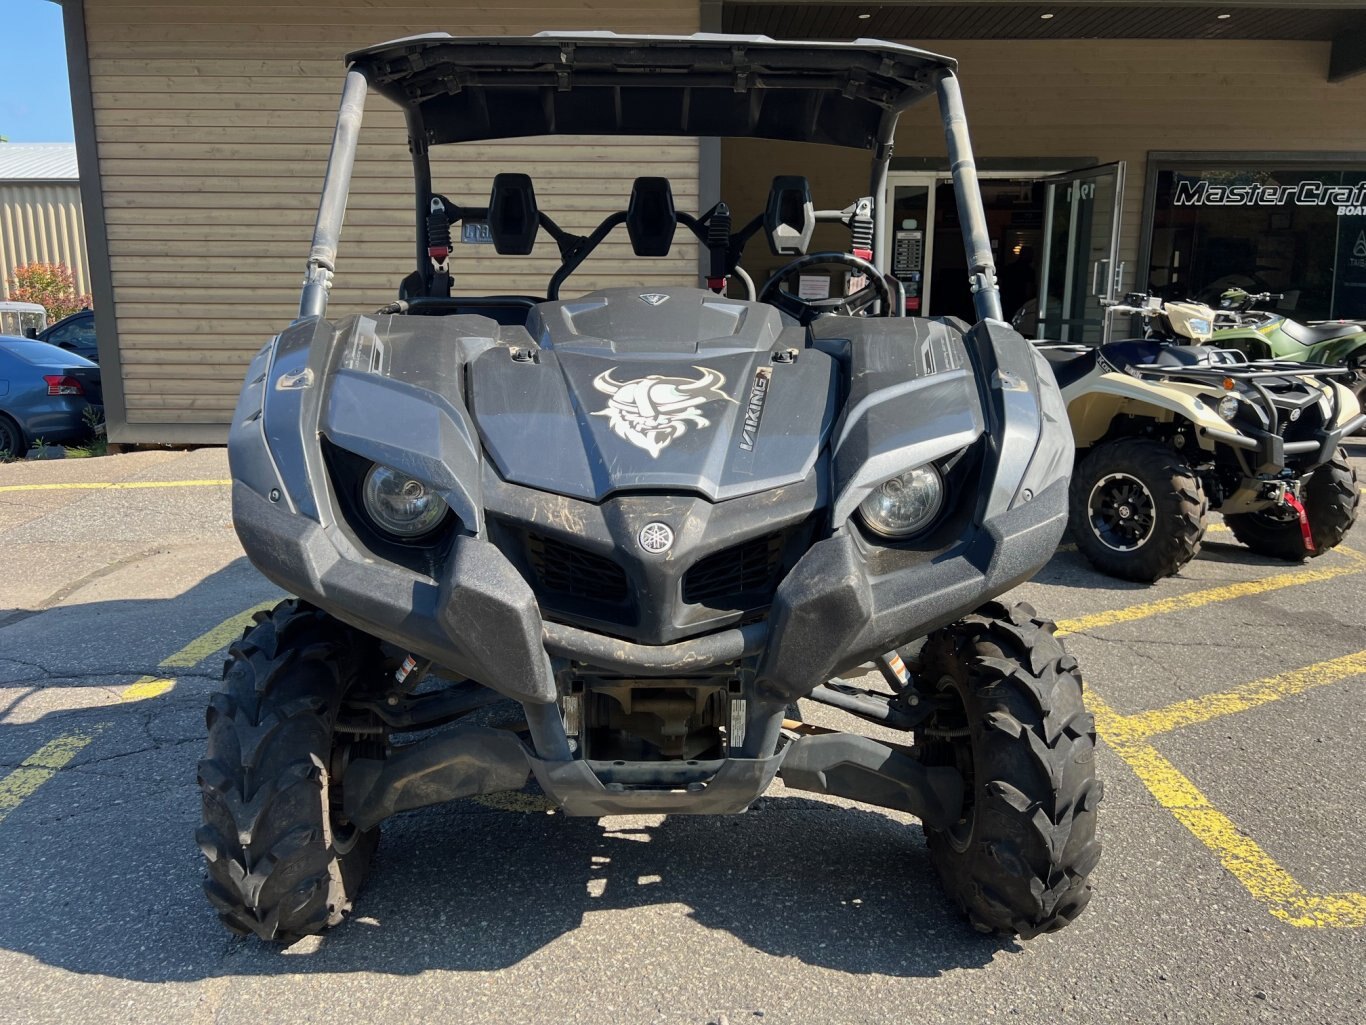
82, 0, 701, 434
0, 184, 90, 301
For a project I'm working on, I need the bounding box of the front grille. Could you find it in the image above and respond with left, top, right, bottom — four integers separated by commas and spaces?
1271, 397, 1326, 447
683, 531, 786, 608
525, 534, 629, 604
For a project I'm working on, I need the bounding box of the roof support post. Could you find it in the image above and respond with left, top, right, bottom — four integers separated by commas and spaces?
869, 110, 897, 264
300, 67, 369, 320
407, 109, 434, 288
1330, 29, 1366, 84
934, 68, 1003, 324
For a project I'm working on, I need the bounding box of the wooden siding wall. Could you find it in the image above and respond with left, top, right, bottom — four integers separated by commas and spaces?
0, 183, 90, 300
83, 0, 701, 433
723, 39, 1366, 296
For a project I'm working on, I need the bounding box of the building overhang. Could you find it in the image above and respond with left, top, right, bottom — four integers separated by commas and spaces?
723, 1, 1366, 81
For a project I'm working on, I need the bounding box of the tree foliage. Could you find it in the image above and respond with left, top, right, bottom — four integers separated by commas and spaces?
6, 263, 92, 321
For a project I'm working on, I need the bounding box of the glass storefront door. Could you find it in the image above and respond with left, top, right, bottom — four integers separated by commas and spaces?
1038, 163, 1126, 342
883, 164, 1123, 341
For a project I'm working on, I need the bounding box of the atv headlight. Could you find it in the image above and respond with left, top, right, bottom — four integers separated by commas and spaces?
361, 464, 448, 539
1217, 395, 1240, 421
859, 466, 944, 538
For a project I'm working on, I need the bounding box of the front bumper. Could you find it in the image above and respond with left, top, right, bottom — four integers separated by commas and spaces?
233, 471, 1067, 708
1209, 412, 1364, 472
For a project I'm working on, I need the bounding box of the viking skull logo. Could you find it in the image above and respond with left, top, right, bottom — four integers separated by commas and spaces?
592, 366, 734, 458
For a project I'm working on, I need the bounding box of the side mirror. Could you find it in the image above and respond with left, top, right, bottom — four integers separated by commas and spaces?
23, 327, 38, 339
487, 173, 540, 256
764, 175, 815, 256
626, 177, 677, 258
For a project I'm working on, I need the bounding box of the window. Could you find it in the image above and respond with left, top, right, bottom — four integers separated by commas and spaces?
48, 317, 96, 348
1148, 163, 1366, 321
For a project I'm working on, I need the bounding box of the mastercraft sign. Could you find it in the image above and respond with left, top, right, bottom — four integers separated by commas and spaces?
1174, 179, 1366, 214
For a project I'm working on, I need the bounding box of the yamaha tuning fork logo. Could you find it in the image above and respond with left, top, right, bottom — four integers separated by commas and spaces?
638, 522, 675, 554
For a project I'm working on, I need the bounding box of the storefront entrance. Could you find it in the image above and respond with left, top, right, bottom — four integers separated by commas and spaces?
880, 164, 1125, 342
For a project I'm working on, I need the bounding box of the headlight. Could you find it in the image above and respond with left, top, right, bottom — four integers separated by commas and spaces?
859, 466, 944, 538
361, 464, 448, 538
1217, 395, 1240, 421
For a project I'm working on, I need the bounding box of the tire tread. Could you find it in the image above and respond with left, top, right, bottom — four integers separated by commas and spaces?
918, 601, 1101, 938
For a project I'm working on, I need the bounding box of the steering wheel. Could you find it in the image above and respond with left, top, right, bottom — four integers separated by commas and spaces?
758, 252, 895, 326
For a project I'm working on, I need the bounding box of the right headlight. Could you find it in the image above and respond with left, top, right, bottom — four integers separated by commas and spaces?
361, 463, 449, 539
1217, 394, 1240, 421
859, 466, 945, 539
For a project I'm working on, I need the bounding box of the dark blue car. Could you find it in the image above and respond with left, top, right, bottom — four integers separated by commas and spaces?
0, 337, 103, 458
37, 309, 99, 363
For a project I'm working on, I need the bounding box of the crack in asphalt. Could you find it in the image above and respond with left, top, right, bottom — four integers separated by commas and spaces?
0, 543, 173, 629
0, 655, 220, 684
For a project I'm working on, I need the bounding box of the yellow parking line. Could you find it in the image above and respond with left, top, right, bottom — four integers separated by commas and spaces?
1090, 691, 1366, 928
1107, 650, 1366, 743
1057, 548, 1366, 637
120, 678, 176, 702
120, 599, 276, 701
0, 479, 230, 494
0, 602, 276, 829
0, 727, 107, 826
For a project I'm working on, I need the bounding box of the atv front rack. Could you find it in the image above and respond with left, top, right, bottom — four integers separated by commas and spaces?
1128, 357, 1364, 466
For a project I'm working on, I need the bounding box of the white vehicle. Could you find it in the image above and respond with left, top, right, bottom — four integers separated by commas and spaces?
0, 301, 48, 338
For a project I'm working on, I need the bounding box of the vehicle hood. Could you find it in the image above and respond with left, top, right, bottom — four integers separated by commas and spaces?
469, 300, 839, 502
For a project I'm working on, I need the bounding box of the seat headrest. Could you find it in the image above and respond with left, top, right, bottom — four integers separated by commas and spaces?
626, 177, 677, 258
764, 175, 815, 256
488, 173, 540, 256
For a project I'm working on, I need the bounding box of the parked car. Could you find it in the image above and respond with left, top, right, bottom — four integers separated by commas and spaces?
37, 309, 99, 364
0, 301, 48, 339
0, 336, 103, 458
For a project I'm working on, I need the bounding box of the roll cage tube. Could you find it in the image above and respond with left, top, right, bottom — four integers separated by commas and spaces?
934, 69, 1003, 324
300, 67, 369, 320
302, 61, 1002, 327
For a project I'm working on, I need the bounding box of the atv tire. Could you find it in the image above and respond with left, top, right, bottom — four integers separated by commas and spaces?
916, 602, 1101, 938
1225, 447, 1359, 561
1070, 438, 1207, 582
197, 599, 387, 943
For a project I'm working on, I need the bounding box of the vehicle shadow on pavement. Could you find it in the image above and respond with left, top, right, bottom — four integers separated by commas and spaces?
0, 557, 1011, 981
0, 718, 1011, 981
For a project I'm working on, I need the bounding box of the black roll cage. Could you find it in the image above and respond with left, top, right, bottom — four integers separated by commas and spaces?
298, 34, 1003, 327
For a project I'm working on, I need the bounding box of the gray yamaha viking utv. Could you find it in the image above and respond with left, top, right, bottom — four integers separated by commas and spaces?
202, 32, 1100, 944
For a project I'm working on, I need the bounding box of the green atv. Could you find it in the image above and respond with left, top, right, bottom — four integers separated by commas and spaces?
1213, 289, 1366, 416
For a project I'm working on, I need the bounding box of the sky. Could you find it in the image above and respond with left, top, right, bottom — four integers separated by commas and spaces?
1, 1, 74, 143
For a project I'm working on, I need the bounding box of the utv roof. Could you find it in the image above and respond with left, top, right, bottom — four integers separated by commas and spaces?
345, 32, 957, 150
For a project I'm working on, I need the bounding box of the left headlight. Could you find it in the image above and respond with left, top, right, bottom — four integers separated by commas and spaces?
361, 464, 449, 539
859, 466, 945, 539
1217, 394, 1240, 421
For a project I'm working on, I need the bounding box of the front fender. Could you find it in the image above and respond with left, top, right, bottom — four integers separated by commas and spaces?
1067, 373, 1232, 450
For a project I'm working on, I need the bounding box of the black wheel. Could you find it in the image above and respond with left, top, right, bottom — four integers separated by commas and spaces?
197, 599, 388, 943
916, 602, 1101, 938
0, 412, 25, 460
1069, 438, 1207, 582
1225, 448, 1359, 561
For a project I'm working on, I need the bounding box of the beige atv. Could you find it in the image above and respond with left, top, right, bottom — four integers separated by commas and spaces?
1039, 295, 1362, 582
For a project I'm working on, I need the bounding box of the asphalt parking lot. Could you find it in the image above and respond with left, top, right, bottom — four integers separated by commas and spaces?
1, 444, 1363, 1025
